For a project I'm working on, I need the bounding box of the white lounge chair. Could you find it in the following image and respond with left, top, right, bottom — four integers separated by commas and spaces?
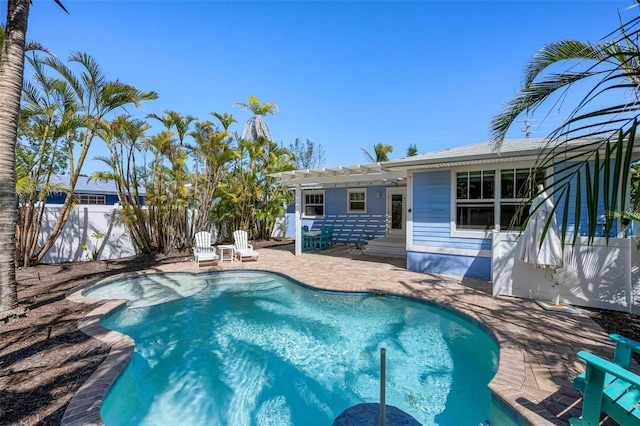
233, 230, 259, 261
193, 231, 218, 266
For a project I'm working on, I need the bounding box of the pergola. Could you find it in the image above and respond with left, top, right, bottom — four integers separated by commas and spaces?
270, 163, 406, 256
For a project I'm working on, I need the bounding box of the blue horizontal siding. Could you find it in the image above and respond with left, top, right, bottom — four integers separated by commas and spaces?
412, 170, 490, 251
554, 160, 618, 237
413, 171, 451, 239
285, 186, 392, 242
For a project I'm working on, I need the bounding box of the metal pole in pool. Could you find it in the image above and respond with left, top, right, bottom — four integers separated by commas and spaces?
380, 347, 386, 426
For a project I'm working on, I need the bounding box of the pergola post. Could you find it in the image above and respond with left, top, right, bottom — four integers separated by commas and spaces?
295, 184, 302, 256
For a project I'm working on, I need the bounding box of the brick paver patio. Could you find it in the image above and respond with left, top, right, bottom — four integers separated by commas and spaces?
63, 243, 617, 426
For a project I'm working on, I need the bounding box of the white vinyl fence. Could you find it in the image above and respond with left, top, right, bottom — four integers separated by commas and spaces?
36, 205, 285, 264
492, 231, 640, 314
38, 205, 137, 263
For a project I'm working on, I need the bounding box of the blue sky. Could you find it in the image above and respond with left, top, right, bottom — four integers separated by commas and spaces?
16, 0, 639, 172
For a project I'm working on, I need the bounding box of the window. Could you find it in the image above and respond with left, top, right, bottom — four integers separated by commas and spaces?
78, 194, 106, 205
347, 189, 366, 213
455, 168, 546, 231
304, 191, 324, 216
500, 168, 545, 230
456, 171, 495, 230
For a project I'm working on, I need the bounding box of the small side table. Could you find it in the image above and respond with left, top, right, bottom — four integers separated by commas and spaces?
218, 244, 235, 262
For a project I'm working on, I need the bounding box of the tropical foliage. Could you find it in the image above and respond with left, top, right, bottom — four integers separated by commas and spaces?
362, 143, 393, 162
0, 0, 45, 311
233, 95, 278, 141
490, 4, 640, 246
288, 137, 326, 169
0, 11, 301, 313
16, 52, 158, 266
13, 57, 295, 267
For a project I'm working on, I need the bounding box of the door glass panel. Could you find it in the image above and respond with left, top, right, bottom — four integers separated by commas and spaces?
391, 194, 403, 230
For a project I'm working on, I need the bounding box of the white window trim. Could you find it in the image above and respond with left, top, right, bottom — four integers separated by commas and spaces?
302, 190, 325, 218
347, 188, 367, 214
450, 164, 548, 238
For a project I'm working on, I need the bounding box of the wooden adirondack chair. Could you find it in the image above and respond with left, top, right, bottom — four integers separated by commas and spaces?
571, 334, 640, 426
233, 230, 259, 261
193, 231, 218, 266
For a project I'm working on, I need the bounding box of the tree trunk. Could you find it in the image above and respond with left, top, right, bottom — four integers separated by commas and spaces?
0, 0, 30, 311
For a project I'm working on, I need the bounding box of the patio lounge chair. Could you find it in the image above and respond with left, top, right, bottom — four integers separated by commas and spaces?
233, 230, 259, 261
193, 231, 218, 266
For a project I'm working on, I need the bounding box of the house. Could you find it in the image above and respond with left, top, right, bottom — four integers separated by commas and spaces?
272, 138, 640, 313
275, 163, 408, 257
44, 174, 146, 205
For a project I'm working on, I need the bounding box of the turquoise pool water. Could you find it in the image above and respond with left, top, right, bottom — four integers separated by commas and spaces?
86, 271, 499, 426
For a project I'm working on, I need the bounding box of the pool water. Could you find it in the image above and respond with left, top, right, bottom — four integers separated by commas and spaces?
88, 271, 499, 426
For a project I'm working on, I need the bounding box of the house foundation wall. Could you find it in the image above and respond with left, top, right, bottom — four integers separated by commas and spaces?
407, 251, 492, 280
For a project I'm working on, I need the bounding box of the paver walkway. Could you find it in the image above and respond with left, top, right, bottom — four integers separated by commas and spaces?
64, 243, 617, 426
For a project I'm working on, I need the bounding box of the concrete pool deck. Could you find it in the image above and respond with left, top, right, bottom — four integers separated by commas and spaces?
63, 243, 618, 426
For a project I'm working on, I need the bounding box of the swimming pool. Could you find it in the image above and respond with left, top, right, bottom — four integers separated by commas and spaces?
85, 271, 499, 425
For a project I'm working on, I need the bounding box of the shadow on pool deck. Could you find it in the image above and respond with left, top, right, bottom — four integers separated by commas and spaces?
63, 242, 615, 426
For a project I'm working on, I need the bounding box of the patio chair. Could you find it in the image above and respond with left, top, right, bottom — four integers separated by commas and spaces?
313, 225, 333, 250
323, 225, 334, 249
302, 225, 312, 251
233, 230, 259, 261
193, 231, 218, 266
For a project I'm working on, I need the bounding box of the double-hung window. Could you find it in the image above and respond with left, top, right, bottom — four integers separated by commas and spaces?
456, 171, 495, 230
304, 191, 324, 217
347, 189, 366, 213
500, 168, 545, 230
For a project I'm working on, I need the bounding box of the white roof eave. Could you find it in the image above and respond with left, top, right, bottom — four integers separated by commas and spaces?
382, 154, 542, 171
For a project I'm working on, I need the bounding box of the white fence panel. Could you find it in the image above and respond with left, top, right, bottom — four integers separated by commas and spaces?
492, 231, 640, 314
38, 205, 137, 263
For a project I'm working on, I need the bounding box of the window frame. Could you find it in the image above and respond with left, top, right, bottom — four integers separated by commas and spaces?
451, 165, 547, 237
303, 190, 325, 218
77, 194, 106, 205
347, 188, 367, 214
455, 170, 495, 232
499, 167, 546, 231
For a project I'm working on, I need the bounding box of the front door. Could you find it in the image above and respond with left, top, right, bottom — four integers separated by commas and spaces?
386, 188, 406, 237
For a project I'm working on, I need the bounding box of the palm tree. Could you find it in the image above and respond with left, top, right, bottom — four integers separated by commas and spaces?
490, 6, 640, 244
362, 143, 393, 162
210, 111, 237, 132
31, 53, 157, 264
187, 120, 238, 233
233, 95, 278, 141
0, 0, 67, 311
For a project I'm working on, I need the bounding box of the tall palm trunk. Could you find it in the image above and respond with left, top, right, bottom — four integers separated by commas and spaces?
0, 0, 30, 311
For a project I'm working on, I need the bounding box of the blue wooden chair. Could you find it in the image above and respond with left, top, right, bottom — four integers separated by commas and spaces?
574, 334, 640, 392
571, 334, 640, 425
570, 351, 640, 425
301, 226, 311, 251
321, 225, 334, 249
